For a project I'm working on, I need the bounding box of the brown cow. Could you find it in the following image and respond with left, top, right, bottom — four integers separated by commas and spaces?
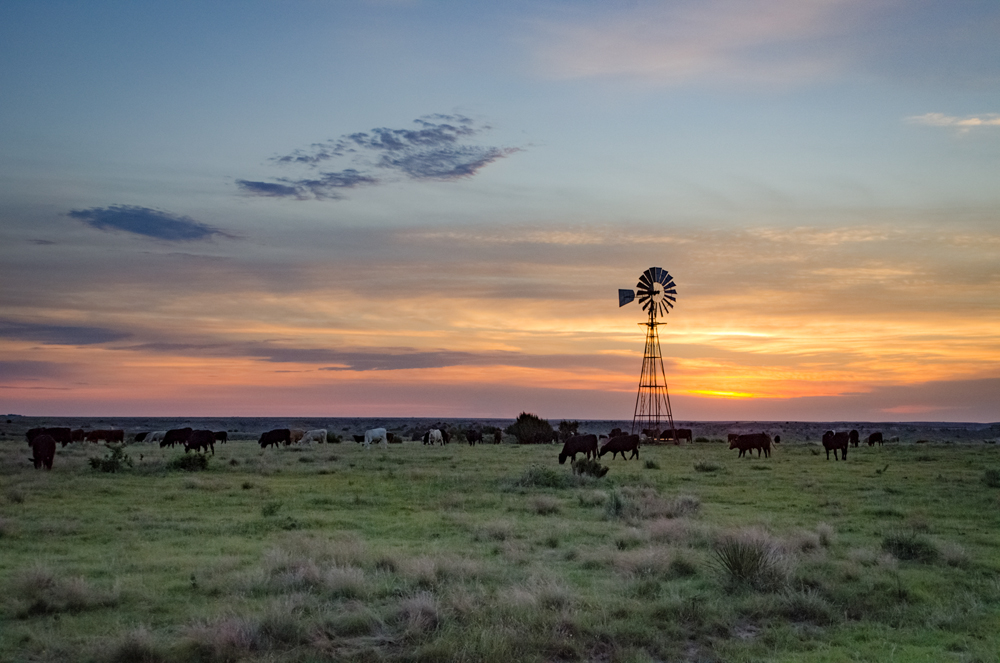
184, 429, 215, 455
599, 434, 640, 460
214, 431, 228, 443
730, 433, 772, 458
559, 434, 598, 464
260, 428, 291, 449
659, 428, 693, 443
822, 430, 849, 460
493, 430, 502, 444
29, 434, 56, 470
849, 429, 860, 448
867, 432, 883, 447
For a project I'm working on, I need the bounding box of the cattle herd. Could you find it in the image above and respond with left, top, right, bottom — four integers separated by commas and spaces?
20, 423, 889, 471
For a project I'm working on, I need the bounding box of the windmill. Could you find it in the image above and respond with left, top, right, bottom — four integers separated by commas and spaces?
619, 267, 677, 440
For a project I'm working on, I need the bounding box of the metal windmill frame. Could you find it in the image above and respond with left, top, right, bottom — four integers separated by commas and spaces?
619, 267, 677, 440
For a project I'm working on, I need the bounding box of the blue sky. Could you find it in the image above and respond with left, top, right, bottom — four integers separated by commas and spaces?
1, 1, 998, 420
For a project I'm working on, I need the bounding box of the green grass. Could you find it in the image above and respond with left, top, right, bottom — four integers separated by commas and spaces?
1, 440, 999, 661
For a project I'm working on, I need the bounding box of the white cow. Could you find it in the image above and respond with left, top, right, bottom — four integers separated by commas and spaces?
147, 431, 167, 445
300, 429, 327, 445
426, 429, 444, 445
364, 427, 388, 448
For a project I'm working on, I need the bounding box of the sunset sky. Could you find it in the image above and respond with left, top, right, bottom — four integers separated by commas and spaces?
2, 1, 998, 421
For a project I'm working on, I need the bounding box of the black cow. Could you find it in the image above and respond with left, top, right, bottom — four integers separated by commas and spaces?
352, 434, 366, 443
27, 427, 72, 447
213, 431, 228, 443
466, 429, 483, 446
134, 431, 150, 442
849, 429, 860, 448
822, 430, 849, 460
260, 428, 292, 449
161, 428, 192, 448
659, 428, 693, 443
559, 434, 598, 464
867, 432, 883, 447
599, 434, 640, 460
184, 429, 216, 455
493, 430, 502, 444
29, 434, 56, 470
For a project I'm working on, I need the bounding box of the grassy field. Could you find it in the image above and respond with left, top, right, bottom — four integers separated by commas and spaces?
1, 436, 999, 662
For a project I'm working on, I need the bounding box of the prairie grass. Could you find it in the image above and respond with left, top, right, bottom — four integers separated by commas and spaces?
1, 437, 998, 661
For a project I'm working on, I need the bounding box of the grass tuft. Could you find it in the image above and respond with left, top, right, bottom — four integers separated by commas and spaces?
396, 592, 441, 633
693, 460, 721, 472
714, 532, 789, 592
509, 464, 574, 489
531, 495, 561, 515
104, 627, 165, 663
7, 565, 120, 617
983, 469, 1000, 488
5, 488, 25, 504
166, 454, 209, 472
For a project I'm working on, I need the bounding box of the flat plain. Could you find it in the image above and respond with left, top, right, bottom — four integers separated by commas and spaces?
2, 419, 999, 662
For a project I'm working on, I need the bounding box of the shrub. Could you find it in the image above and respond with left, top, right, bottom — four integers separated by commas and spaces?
531, 496, 561, 515
8, 565, 119, 617
644, 459, 660, 469
6, 488, 26, 504
983, 469, 1000, 488
506, 412, 555, 445
558, 420, 580, 442
167, 454, 209, 472
261, 501, 282, 517
89, 444, 133, 473
714, 534, 788, 592
694, 460, 720, 472
571, 457, 609, 477
881, 530, 938, 562
104, 628, 165, 663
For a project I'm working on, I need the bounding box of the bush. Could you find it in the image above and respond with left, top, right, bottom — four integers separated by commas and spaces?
167, 454, 209, 472
88, 444, 133, 473
510, 465, 574, 489
506, 412, 555, 445
644, 459, 660, 470
694, 460, 721, 472
558, 420, 580, 442
983, 469, 1000, 488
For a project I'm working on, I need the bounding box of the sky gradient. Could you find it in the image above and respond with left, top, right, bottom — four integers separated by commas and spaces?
2, 1, 998, 421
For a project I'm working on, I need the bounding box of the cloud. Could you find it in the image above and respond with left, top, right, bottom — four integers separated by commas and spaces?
0, 319, 131, 345
0, 360, 70, 380
240, 114, 520, 200
67, 205, 232, 241
906, 113, 1000, 133
531, 0, 879, 85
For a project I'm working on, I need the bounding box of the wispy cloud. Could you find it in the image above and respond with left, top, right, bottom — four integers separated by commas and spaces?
531, 0, 880, 85
68, 205, 233, 241
239, 114, 520, 201
0, 319, 131, 345
906, 113, 1000, 133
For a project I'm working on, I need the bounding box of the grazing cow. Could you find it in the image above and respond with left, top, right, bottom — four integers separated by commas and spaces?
26, 428, 46, 444
106, 429, 124, 444
466, 429, 483, 446
364, 428, 388, 448
161, 428, 193, 448
147, 431, 167, 445
558, 434, 599, 464
867, 432, 883, 446
71, 429, 85, 443
727, 433, 740, 445
29, 433, 57, 470
134, 431, 150, 443
300, 429, 327, 445
289, 429, 306, 445
730, 433, 772, 458
184, 429, 215, 455
774, 435, 781, 444
659, 428, 692, 443
822, 430, 849, 460
214, 431, 228, 444
493, 430, 503, 445
849, 429, 860, 448
259, 428, 291, 449
423, 429, 444, 445
599, 434, 640, 460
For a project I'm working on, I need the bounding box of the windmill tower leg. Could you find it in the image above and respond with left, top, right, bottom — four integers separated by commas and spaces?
631, 308, 676, 441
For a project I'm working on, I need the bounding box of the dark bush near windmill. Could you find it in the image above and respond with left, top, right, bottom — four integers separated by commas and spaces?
506, 412, 555, 445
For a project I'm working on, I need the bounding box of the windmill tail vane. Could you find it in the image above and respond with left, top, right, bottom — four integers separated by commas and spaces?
619, 266, 678, 441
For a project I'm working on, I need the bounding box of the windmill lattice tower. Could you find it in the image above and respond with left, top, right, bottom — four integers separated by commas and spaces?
619, 267, 677, 440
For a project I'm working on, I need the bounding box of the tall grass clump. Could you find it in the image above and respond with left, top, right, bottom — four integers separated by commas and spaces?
714, 533, 788, 592
881, 530, 938, 562
983, 469, 1000, 488
693, 460, 721, 472
7, 565, 120, 617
